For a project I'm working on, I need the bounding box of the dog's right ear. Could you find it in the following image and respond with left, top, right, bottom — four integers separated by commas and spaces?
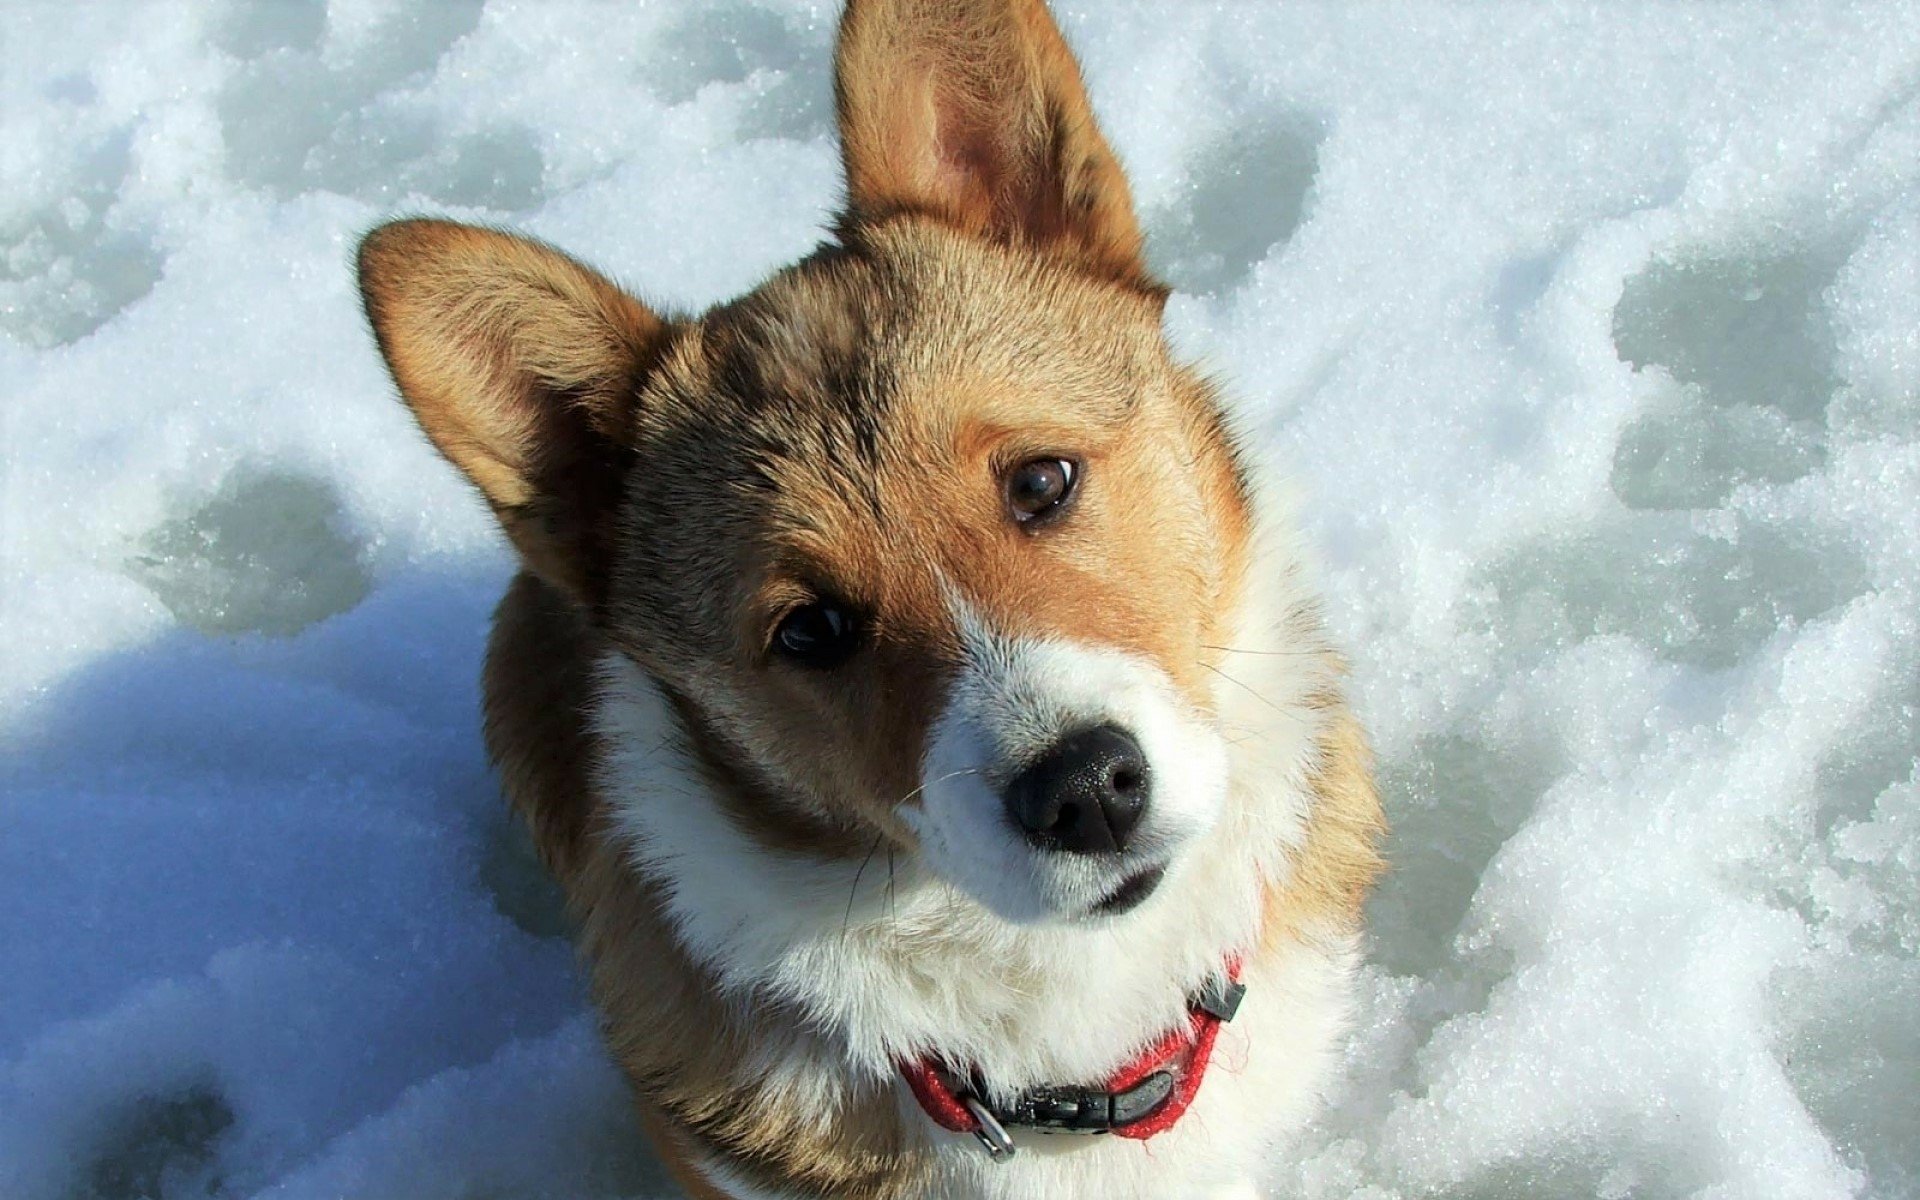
833, 0, 1153, 292
357, 219, 668, 609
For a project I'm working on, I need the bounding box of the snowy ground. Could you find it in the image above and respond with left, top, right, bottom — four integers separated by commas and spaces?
3, 2, 1917, 1197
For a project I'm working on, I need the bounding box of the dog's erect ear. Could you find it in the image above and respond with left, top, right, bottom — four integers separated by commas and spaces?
357, 219, 668, 609
833, 0, 1153, 291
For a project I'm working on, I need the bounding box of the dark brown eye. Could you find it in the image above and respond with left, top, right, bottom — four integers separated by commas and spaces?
773, 602, 860, 668
1006, 457, 1078, 524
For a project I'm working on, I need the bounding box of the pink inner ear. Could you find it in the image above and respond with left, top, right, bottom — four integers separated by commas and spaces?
932, 116, 1000, 208
927, 79, 1057, 244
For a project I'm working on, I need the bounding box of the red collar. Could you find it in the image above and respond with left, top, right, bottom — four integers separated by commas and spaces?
897, 957, 1245, 1159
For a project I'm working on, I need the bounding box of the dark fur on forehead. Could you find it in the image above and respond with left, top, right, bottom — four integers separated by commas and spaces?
703, 251, 898, 487
606, 248, 902, 663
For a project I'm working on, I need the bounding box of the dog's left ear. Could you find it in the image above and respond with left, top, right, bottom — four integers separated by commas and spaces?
357, 219, 669, 609
833, 0, 1154, 293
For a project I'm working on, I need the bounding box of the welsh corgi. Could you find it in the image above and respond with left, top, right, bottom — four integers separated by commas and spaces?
355, 1, 1383, 1196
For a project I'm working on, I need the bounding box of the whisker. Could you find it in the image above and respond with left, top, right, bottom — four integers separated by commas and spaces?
889, 766, 980, 808
886, 844, 898, 928
843, 831, 885, 936
1202, 643, 1319, 658
845, 767, 979, 935
1202, 662, 1310, 726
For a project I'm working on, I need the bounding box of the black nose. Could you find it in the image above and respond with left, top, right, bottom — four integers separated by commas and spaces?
1004, 724, 1151, 854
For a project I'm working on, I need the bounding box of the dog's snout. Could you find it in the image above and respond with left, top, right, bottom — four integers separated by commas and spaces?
1004, 724, 1151, 854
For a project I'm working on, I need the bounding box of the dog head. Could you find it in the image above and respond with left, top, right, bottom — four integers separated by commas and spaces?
358, 0, 1257, 925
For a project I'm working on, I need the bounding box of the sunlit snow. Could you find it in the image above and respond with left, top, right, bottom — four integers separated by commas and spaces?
3, 2, 1917, 1197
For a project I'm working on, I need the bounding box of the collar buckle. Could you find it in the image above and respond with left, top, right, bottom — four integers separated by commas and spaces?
900, 954, 1247, 1158
1196, 973, 1247, 1023
960, 1094, 1017, 1161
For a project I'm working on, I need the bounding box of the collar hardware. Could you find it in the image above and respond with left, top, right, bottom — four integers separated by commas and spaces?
959, 1095, 1017, 1161
1196, 975, 1247, 1023
898, 955, 1245, 1160
993, 1068, 1177, 1134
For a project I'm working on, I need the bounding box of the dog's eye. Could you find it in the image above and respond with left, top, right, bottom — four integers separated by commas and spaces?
773, 602, 860, 668
1007, 457, 1078, 525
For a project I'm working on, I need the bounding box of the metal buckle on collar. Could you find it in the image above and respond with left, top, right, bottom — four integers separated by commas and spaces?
960, 1094, 1017, 1161
1196, 973, 1247, 1023
1001, 1070, 1177, 1135
955, 1068, 1179, 1162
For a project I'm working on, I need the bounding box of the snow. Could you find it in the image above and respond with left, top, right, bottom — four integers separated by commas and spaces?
2, 1, 1916, 1196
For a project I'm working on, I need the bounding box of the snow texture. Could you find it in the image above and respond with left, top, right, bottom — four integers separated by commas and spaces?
3, 2, 1918, 1197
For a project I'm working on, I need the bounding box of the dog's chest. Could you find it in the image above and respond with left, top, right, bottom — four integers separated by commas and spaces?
719, 934, 1356, 1200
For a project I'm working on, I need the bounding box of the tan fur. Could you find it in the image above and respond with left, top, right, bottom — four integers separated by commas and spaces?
1265, 705, 1388, 948
360, 1, 1383, 1194
639, 1105, 756, 1200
